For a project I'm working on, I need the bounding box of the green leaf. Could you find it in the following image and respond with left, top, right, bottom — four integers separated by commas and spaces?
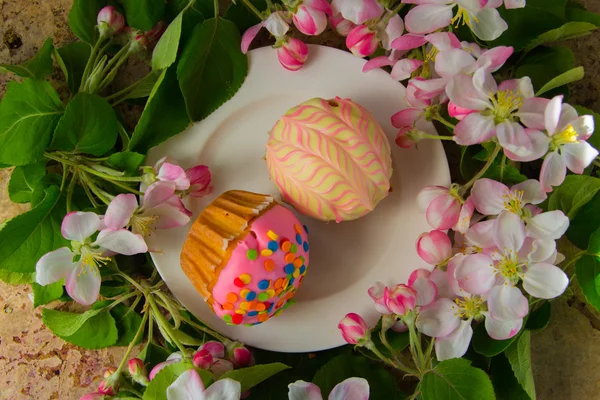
586, 227, 600, 257
567, 191, 600, 249
42, 308, 119, 349
165, 0, 206, 43
421, 358, 495, 400
472, 321, 523, 357
31, 282, 64, 307
139, 342, 171, 369
523, 22, 597, 53
0, 186, 68, 274
99, 281, 130, 298
68, 0, 107, 43
143, 362, 211, 400
526, 301, 551, 332
110, 304, 144, 346
0, 79, 64, 166
122, 0, 166, 30
30, 175, 62, 207
51, 92, 118, 156
107, 151, 146, 173
0, 38, 55, 79
152, 11, 184, 70
575, 255, 600, 313
536, 66, 584, 96
312, 350, 401, 400
573, 105, 600, 152
56, 41, 92, 94
566, 6, 600, 26
505, 331, 536, 399
482, 163, 527, 186
0, 269, 35, 284
8, 162, 47, 203
224, 0, 267, 33
460, 143, 484, 181
177, 17, 248, 121
125, 71, 162, 99
548, 175, 600, 218
490, 354, 531, 400
129, 66, 190, 153
218, 363, 289, 392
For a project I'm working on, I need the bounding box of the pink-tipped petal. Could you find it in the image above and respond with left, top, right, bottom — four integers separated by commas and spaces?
293, 5, 328, 36
523, 263, 569, 299
426, 192, 462, 230
494, 211, 526, 252
329, 13, 357, 36
465, 219, 497, 249
473, 67, 498, 98
487, 284, 529, 321
572, 114, 595, 141
539, 151, 566, 192
157, 163, 190, 190
380, 14, 404, 50
104, 194, 138, 230
304, 0, 333, 15
241, 23, 263, 54
288, 381, 323, 400
425, 32, 461, 51
448, 102, 476, 121
362, 56, 395, 73
405, 4, 454, 34
390, 59, 423, 80
329, 377, 370, 400
477, 46, 513, 72
65, 262, 101, 306
391, 108, 422, 128
416, 186, 448, 213
497, 122, 549, 162
36, 247, 75, 286
346, 25, 378, 57
446, 74, 490, 111
331, 0, 384, 24
150, 200, 192, 230
416, 230, 452, 265
484, 315, 522, 340
61, 212, 101, 242
391, 34, 428, 50
277, 38, 309, 71
455, 253, 496, 295
143, 181, 177, 209
434, 49, 476, 79
453, 113, 497, 145
434, 319, 473, 361
471, 178, 509, 215
368, 282, 391, 313
518, 97, 550, 130
416, 298, 461, 338
199, 341, 226, 359
411, 277, 438, 306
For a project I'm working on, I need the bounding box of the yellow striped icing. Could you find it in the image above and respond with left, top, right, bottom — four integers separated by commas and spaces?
266, 97, 392, 222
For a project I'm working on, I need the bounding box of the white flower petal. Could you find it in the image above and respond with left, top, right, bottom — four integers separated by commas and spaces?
454, 113, 497, 145
523, 263, 569, 299
556, 102, 579, 133
469, 7, 508, 41
416, 298, 461, 338
65, 262, 101, 306
264, 11, 290, 37
61, 211, 101, 242
95, 229, 148, 255
434, 319, 473, 361
539, 151, 567, 192
35, 247, 75, 286
412, 277, 438, 306
404, 4, 454, 34
572, 114, 595, 140
446, 74, 490, 110
204, 378, 242, 400
471, 178, 509, 215
288, 381, 323, 400
562, 141, 599, 174
484, 314, 522, 340
544, 95, 563, 135
166, 369, 205, 400
487, 284, 529, 321
466, 219, 497, 249
104, 194, 138, 230
511, 179, 547, 205
494, 211, 526, 252
521, 238, 556, 263
526, 210, 569, 240
455, 253, 496, 295
416, 186, 448, 213
329, 377, 370, 400
435, 49, 476, 79
518, 97, 549, 130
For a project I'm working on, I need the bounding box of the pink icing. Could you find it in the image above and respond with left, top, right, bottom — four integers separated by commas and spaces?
211, 205, 310, 326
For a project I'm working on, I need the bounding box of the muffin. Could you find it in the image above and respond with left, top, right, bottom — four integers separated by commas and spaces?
180, 190, 309, 325
266, 97, 393, 222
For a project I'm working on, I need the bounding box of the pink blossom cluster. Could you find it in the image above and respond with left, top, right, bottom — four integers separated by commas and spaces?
35, 159, 211, 306
340, 175, 571, 361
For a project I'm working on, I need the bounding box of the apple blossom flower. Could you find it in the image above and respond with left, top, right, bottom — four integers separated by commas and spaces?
346, 24, 378, 57
166, 369, 241, 400
329, 13, 356, 36
288, 377, 369, 399
390, 79, 434, 131
277, 37, 309, 71
97, 6, 125, 37
455, 212, 569, 322
331, 0, 384, 24
338, 313, 371, 345
536, 95, 598, 192
417, 230, 452, 266
241, 11, 291, 53
185, 165, 213, 198
417, 185, 467, 230
103, 182, 192, 239
471, 178, 547, 219
35, 212, 147, 305
292, 0, 332, 36
404, 0, 508, 41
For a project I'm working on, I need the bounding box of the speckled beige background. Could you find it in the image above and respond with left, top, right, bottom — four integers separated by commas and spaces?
1, 1, 600, 399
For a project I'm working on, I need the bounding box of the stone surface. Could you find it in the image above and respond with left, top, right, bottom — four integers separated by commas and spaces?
0, 1, 600, 399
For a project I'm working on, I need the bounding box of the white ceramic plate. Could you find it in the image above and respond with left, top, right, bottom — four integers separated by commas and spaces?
146, 45, 450, 352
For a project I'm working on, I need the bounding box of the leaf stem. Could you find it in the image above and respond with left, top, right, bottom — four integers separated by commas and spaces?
460, 143, 502, 195
433, 116, 456, 130
81, 172, 114, 205
241, 0, 263, 20
107, 178, 144, 195
365, 341, 419, 376
178, 312, 229, 344
117, 123, 131, 150
379, 330, 416, 372
66, 170, 78, 212
147, 296, 188, 355
214, 0, 219, 17
60, 163, 69, 192
115, 309, 149, 376
381, 2, 405, 25
562, 250, 587, 271
82, 181, 101, 208
80, 34, 107, 92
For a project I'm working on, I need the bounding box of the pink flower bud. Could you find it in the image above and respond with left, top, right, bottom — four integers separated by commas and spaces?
416, 230, 452, 265
193, 349, 214, 370
395, 127, 413, 148
98, 381, 115, 396
277, 37, 309, 71
368, 282, 392, 314
210, 359, 234, 378
186, 165, 212, 198
232, 347, 253, 368
346, 25, 378, 57
198, 341, 226, 359
338, 313, 371, 345
385, 284, 416, 315
127, 358, 149, 386
416, 186, 463, 230
293, 5, 328, 36
329, 13, 356, 36
97, 6, 125, 36
102, 368, 116, 379
80, 393, 105, 400
145, 21, 167, 46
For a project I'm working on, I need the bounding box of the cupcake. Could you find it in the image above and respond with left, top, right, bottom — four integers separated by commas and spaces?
180, 190, 309, 326
266, 97, 393, 223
